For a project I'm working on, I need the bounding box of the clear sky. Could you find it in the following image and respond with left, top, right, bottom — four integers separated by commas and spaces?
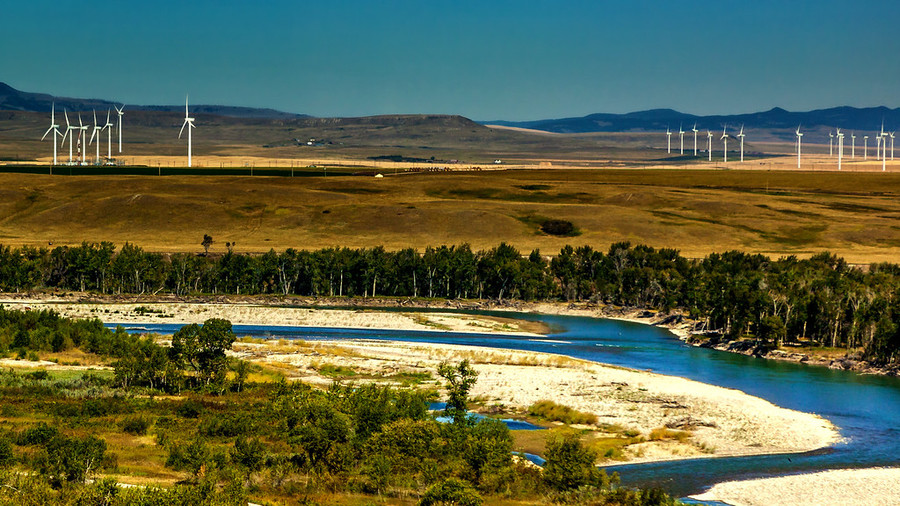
4, 0, 900, 121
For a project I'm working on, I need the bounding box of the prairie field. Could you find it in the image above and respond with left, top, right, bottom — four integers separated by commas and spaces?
0, 166, 898, 263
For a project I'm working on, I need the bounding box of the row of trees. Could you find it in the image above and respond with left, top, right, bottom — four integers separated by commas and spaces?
2, 241, 900, 363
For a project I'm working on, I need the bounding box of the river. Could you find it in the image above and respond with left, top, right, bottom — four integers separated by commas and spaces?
113, 310, 900, 498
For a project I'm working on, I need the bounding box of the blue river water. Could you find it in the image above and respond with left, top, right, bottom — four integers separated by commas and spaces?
110, 311, 900, 498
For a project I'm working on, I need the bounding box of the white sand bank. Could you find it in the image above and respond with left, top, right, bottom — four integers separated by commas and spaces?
690, 467, 900, 506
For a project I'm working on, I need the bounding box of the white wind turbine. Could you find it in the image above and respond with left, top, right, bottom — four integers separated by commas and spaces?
115, 105, 124, 154
103, 109, 114, 161
737, 125, 745, 162
666, 126, 671, 154
829, 131, 834, 157
864, 135, 869, 160
77, 113, 89, 165
178, 95, 196, 167
41, 103, 63, 166
721, 125, 729, 163
59, 109, 77, 164
836, 128, 844, 171
692, 123, 699, 156
891, 132, 895, 161
89, 110, 103, 164
851, 132, 856, 158
707, 130, 713, 161
795, 125, 803, 169
679, 124, 685, 155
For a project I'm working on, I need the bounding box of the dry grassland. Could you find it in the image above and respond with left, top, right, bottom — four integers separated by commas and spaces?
0, 165, 898, 263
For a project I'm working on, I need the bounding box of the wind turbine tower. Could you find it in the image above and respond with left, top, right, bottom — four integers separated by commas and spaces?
891, 132, 895, 160
721, 125, 728, 163
60, 110, 77, 164
737, 125, 745, 163
77, 114, 88, 165
851, 132, 856, 158
707, 130, 713, 162
795, 125, 803, 169
864, 135, 869, 160
89, 110, 103, 164
115, 105, 124, 154
692, 123, 698, 156
103, 110, 114, 161
829, 131, 834, 157
179, 96, 196, 167
41, 103, 62, 166
836, 128, 844, 171
666, 127, 671, 154
679, 125, 685, 155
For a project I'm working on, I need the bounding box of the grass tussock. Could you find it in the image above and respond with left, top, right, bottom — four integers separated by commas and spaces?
648, 427, 692, 443
528, 400, 598, 426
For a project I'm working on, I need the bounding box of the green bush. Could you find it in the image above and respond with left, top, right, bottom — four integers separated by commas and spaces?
419, 477, 483, 506
540, 219, 579, 237
120, 416, 151, 436
543, 432, 614, 492
17, 423, 60, 446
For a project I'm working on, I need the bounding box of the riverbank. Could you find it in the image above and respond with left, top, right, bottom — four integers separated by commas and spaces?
690, 467, 900, 506
4, 291, 895, 375
233, 337, 838, 465
0, 293, 840, 466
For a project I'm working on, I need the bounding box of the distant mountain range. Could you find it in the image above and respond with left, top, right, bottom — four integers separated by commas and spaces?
0, 82, 308, 119
485, 106, 900, 140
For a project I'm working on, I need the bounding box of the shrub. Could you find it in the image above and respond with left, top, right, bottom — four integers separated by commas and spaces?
121, 416, 151, 436
0, 435, 14, 467
419, 477, 483, 506
176, 399, 204, 418
543, 432, 615, 492
648, 427, 691, 443
17, 423, 60, 446
528, 400, 598, 425
540, 219, 579, 237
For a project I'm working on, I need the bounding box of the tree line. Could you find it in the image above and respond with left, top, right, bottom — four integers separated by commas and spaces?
2, 241, 900, 363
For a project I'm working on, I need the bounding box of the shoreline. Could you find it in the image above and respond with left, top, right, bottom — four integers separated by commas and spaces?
689, 467, 900, 506
2, 291, 892, 375
0, 293, 840, 469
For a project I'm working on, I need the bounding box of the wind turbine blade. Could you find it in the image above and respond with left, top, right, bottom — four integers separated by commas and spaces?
41, 126, 53, 141
64, 110, 70, 127
106, 109, 111, 125
60, 129, 68, 146
179, 120, 187, 139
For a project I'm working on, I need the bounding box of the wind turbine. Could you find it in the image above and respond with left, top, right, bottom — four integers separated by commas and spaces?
89, 110, 103, 164
721, 125, 728, 163
59, 109, 77, 164
115, 105, 124, 154
851, 132, 856, 158
891, 132, 895, 161
666, 126, 671, 154
864, 135, 869, 160
737, 125, 745, 163
77, 113, 89, 165
795, 125, 803, 169
836, 128, 844, 171
103, 109, 114, 161
178, 95, 196, 167
41, 103, 62, 166
829, 131, 834, 157
692, 123, 699, 156
679, 124, 685, 155
707, 130, 713, 161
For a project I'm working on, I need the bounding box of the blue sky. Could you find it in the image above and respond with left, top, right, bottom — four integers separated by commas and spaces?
4, 1, 900, 120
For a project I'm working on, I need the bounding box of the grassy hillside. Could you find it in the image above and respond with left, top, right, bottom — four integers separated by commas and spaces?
0, 168, 898, 263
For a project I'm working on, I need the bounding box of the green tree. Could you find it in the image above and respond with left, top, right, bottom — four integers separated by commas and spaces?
543, 432, 613, 492
34, 434, 107, 485
438, 360, 478, 425
171, 319, 236, 387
